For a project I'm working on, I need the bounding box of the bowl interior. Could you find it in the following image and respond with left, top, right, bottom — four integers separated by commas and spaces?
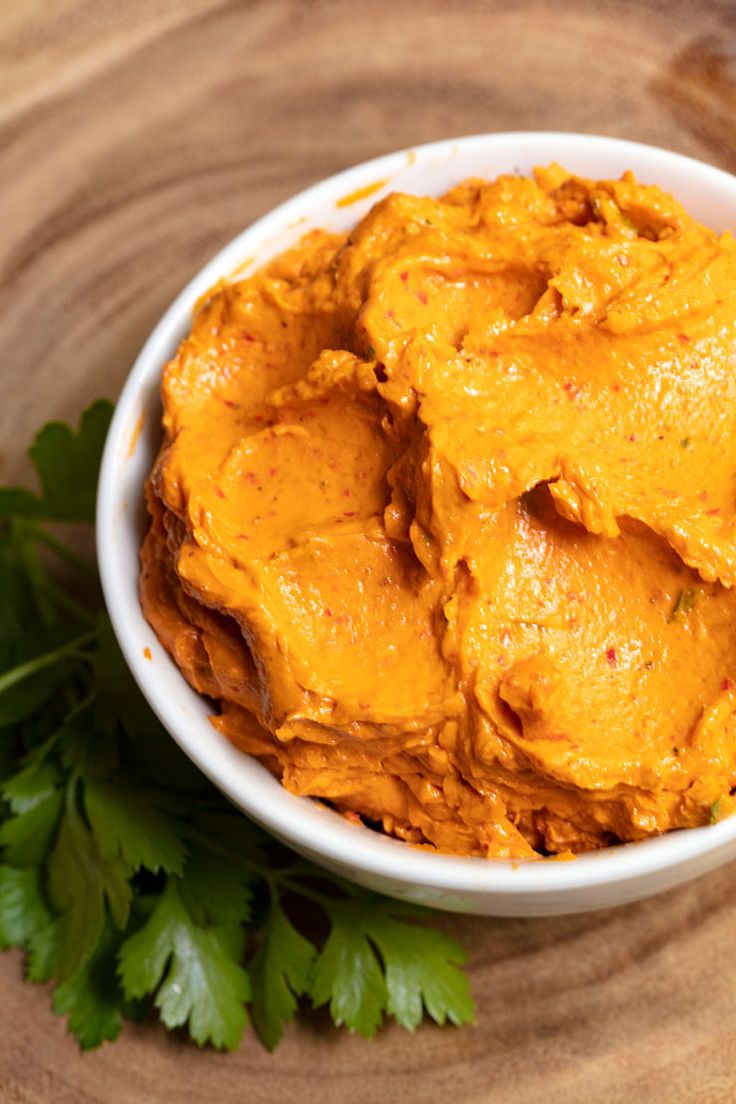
97, 133, 736, 914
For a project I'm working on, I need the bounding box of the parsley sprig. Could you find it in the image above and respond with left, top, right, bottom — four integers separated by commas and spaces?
0, 402, 474, 1051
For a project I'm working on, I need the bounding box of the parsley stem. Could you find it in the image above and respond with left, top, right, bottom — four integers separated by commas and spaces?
27, 523, 98, 579
0, 630, 97, 696
38, 579, 96, 625
182, 825, 364, 907
276, 876, 348, 909
182, 828, 355, 913
19, 533, 56, 626
180, 824, 275, 883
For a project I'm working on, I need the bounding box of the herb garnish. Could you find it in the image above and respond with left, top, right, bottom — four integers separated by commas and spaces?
668, 587, 704, 622
709, 797, 735, 824
0, 402, 474, 1051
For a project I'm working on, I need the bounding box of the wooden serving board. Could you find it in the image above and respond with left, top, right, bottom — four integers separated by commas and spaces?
3, 2, 736, 1099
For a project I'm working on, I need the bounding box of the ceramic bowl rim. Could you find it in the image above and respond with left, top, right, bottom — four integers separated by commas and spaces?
97, 131, 736, 901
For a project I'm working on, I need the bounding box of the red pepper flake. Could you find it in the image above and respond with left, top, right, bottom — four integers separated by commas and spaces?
722, 678, 734, 692
677, 333, 690, 344
324, 608, 333, 618
400, 270, 409, 283
343, 489, 351, 497
626, 433, 637, 442
214, 486, 225, 499
606, 647, 617, 667
386, 308, 396, 320
563, 380, 581, 398
242, 331, 257, 342
343, 510, 357, 517
242, 471, 257, 484
416, 289, 428, 305
706, 507, 722, 516
269, 467, 277, 477
699, 490, 708, 501
222, 398, 239, 409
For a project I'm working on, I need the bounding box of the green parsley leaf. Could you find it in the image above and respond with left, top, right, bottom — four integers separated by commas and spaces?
0, 863, 60, 980
366, 910, 474, 1029
188, 809, 269, 869
0, 660, 72, 728
27, 916, 63, 982
52, 919, 124, 1049
0, 525, 84, 722
0, 625, 94, 728
0, 789, 63, 865
93, 620, 207, 794
84, 778, 187, 877
309, 901, 387, 1037
0, 488, 41, 519
48, 795, 131, 978
309, 897, 474, 1036
176, 845, 254, 933
0, 864, 51, 948
0, 400, 475, 1052
118, 879, 251, 1050
250, 895, 316, 1049
0, 527, 38, 643
3, 756, 61, 811
0, 400, 113, 523
59, 705, 120, 779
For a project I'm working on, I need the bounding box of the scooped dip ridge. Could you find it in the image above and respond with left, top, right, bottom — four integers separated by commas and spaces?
140, 165, 736, 859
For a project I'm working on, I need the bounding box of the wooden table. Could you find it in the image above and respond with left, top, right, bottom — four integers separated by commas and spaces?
3, 2, 736, 1100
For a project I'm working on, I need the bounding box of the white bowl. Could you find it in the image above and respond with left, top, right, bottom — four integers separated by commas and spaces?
97, 132, 736, 916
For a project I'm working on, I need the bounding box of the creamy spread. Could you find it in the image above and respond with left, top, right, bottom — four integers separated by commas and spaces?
141, 165, 736, 858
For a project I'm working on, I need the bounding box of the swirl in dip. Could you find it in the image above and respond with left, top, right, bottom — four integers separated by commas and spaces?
141, 165, 736, 858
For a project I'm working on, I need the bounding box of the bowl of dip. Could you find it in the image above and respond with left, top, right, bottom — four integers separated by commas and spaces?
97, 132, 736, 915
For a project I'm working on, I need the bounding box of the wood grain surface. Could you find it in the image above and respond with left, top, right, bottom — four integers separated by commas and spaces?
3, 1, 736, 1100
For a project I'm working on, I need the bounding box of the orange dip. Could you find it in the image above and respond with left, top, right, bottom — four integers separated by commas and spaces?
141, 165, 736, 859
